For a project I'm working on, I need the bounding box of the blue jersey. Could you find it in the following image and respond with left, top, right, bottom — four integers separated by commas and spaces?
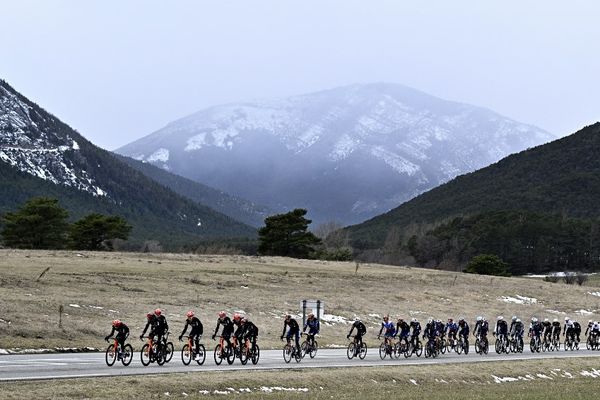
380, 321, 396, 337
446, 322, 458, 333
304, 318, 320, 334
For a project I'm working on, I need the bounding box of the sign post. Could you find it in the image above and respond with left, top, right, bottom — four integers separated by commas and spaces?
300, 299, 324, 326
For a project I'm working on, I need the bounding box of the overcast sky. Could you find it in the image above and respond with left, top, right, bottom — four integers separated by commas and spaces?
2, 0, 599, 150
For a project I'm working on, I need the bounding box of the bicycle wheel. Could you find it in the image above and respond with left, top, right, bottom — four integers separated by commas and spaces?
294, 347, 302, 363
347, 343, 356, 360
440, 338, 446, 354
165, 342, 174, 363
300, 341, 309, 359
251, 344, 260, 365
359, 343, 367, 360
105, 344, 117, 367
195, 344, 206, 365
156, 345, 166, 366
282, 345, 292, 363
140, 343, 151, 366
181, 344, 192, 365
226, 345, 235, 365
415, 341, 423, 357
529, 339, 535, 353
495, 339, 501, 354
121, 344, 133, 366
586, 337, 591, 350
379, 343, 387, 360
310, 341, 318, 358
240, 346, 249, 365
424, 345, 431, 358
214, 344, 223, 365
456, 340, 463, 354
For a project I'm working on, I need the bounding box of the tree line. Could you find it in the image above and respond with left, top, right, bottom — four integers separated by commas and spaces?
0, 197, 131, 250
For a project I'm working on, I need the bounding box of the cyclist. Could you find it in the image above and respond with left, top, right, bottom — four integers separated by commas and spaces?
212, 311, 234, 350
140, 309, 168, 344
474, 316, 489, 342
542, 318, 552, 344
423, 318, 438, 350
377, 315, 396, 349
347, 318, 367, 348
240, 317, 259, 352
435, 319, 446, 348
409, 318, 422, 346
303, 313, 320, 347
493, 316, 508, 339
585, 320, 594, 337
551, 318, 561, 343
154, 309, 169, 344
591, 321, 600, 346
446, 318, 458, 346
396, 318, 411, 348
281, 314, 301, 353
563, 317, 580, 343
105, 319, 129, 359
573, 319, 582, 343
512, 318, 524, 342
232, 313, 244, 351
179, 310, 203, 360
530, 317, 543, 342
458, 317, 470, 351
509, 316, 518, 333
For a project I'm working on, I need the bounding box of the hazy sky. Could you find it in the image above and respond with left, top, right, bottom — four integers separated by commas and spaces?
2, 0, 599, 150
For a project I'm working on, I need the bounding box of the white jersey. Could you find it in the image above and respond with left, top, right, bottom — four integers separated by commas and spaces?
593, 322, 600, 331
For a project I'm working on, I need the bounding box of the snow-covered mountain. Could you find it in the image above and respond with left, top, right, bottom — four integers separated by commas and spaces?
117, 83, 555, 225
0, 79, 256, 244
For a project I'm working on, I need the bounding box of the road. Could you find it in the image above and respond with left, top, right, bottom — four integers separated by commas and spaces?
1, 347, 599, 381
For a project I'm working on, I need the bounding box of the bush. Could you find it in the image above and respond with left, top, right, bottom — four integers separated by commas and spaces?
544, 274, 561, 283
576, 272, 588, 286
563, 272, 577, 285
465, 254, 510, 276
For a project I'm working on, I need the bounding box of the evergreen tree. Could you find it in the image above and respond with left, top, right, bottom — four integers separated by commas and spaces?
1, 197, 69, 249
69, 213, 132, 250
258, 209, 321, 258
465, 254, 510, 276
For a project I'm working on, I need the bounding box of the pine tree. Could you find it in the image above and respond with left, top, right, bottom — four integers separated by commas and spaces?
1, 197, 69, 249
258, 209, 321, 258
69, 213, 132, 250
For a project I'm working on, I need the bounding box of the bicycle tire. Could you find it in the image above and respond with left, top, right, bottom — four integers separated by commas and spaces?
121, 344, 133, 366
379, 343, 387, 360
300, 341, 309, 359
359, 343, 367, 360
140, 343, 151, 366
240, 345, 249, 365
105, 344, 117, 367
415, 341, 423, 357
347, 343, 356, 360
251, 344, 260, 365
214, 344, 223, 365
310, 341, 318, 358
165, 342, 174, 363
456, 340, 463, 354
226, 344, 235, 365
282, 345, 292, 363
195, 344, 206, 365
181, 343, 192, 365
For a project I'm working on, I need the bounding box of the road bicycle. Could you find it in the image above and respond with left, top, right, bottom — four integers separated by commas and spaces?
586, 333, 598, 351
105, 336, 133, 367
180, 335, 206, 366
239, 336, 260, 365
404, 336, 423, 358
494, 333, 509, 354
378, 336, 396, 360
550, 333, 561, 351
347, 335, 367, 360
529, 334, 541, 353
508, 333, 524, 353
300, 333, 318, 359
140, 336, 164, 366
282, 337, 302, 363
424, 337, 438, 358
456, 334, 469, 355
475, 334, 489, 355
213, 336, 235, 365
564, 333, 579, 351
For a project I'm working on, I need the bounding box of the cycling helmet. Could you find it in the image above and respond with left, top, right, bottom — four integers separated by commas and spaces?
459, 317, 465, 322
308, 313, 314, 319
564, 317, 570, 321
233, 313, 241, 321
544, 318, 549, 322
553, 318, 558, 322
112, 319, 121, 327
285, 314, 291, 320
383, 315, 389, 321
427, 317, 433, 324
218, 311, 226, 318
411, 318, 417, 322
476, 316, 483, 322
589, 319, 594, 324
241, 317, 247, 323
516, 319, 521, 323
146, 313, 153, 320
532, 317, 538, 322
512, 316, 517, 321
186, 310, 195, 318
497, 316, 504, 321
154, 308, 162, 316
398, 317, 404, 322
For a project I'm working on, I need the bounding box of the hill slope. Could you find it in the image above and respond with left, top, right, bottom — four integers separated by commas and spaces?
0, 79, 256, 246
115, 155, 270, 227
346, 122, 600, 248
117, 83, 553, 225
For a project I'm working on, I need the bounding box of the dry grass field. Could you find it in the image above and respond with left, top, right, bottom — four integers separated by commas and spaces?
2, 358, 600, 399
0, 249, 599, 350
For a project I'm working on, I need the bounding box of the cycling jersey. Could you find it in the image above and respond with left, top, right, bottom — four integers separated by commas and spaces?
379, 321, 396, 337
304, 318, 320, 335
214, 316, 234, 338
495, 320, 508, 336
348, 321, 367, 337
180, 317, 203, 338
106, 323, 129, 348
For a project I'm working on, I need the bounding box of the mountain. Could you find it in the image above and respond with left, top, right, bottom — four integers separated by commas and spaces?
0, 79, 256, 247
117, 83, 554, 226
116, 154, 270, 227
345, 122, 600, 251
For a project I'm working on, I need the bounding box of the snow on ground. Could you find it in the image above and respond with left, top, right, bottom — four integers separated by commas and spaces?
321, 314, 349, 325
368, 313, 381, 319
588, 292, 600, 297
546, 309, 566, 315
499, 295, 538, 305
575, 309, 594, 316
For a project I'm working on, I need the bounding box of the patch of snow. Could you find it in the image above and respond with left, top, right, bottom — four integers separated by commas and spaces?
491, 375, 519, 383
370, 146, 420, 176
368, 313, 381, 319
536, 374, 553, 380
499, 295, 537, 305
199, 390, 210, 395
68, 304, 81, 308
72, 140, 79, 150
575, 309, 593, 316
321, 314, 349, 324
409, 379, 418, 385
580, 369, 600, 378
588, 292, 600, 297
147, 148, 170, 163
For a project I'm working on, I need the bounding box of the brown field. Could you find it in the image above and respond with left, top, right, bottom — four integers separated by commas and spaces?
2, 357, 600, 399
0, 249, 598, 350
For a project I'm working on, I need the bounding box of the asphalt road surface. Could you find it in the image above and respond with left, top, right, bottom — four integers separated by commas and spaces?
1, 347, 599, 381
